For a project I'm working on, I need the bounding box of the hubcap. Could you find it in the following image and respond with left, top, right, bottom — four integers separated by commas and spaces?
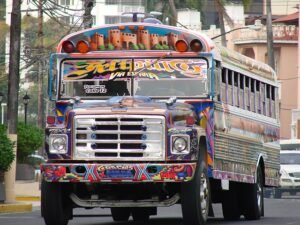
257, 172, 262, 212
200, 172, 209, 217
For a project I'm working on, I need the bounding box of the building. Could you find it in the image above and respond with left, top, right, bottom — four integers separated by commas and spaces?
92, 0, 145, 25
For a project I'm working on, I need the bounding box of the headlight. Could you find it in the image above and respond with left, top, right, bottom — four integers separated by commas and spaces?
171, 135, 190, 154
49, 134, 68, 154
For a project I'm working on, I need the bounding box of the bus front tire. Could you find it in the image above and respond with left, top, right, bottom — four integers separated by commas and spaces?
131, 208, 150, 222
111, 207, 131, 222
222, 182, 241, 220
181, 160, 210, 225
41, 181, 72, 225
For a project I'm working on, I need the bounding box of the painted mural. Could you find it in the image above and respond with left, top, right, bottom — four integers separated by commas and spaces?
60, 25, 203, 53
41, 163, 196, 182
62, 59, 208, 81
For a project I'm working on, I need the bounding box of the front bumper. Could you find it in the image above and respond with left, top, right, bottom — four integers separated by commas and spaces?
41, 163, 196, 183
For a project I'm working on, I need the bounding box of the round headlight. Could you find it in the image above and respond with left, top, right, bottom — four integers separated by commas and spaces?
173, 137, 187, 152
52, 137, 66, 151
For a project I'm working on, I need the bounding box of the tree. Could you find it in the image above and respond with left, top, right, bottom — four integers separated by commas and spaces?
213, 0, 252, 46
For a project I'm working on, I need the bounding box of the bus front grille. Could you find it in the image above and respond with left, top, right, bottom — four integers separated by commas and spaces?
73, 115, 165, 161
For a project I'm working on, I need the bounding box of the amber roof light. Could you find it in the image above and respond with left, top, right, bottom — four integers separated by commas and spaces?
175, 40, 188, 52
76, 40, 90, 53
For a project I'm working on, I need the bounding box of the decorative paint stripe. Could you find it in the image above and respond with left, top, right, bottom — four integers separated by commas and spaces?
213, 170, 255, 184
41, 163, 196, 183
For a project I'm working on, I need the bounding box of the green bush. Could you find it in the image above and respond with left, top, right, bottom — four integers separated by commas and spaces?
0, 125, 15, 172
17, 123, 44, 163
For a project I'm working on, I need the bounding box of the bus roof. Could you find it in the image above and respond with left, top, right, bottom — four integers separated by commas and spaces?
215, 44, 276, 82
57, 22, 215, 54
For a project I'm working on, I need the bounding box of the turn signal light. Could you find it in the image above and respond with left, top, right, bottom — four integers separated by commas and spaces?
62, 40, 75, 53
47, 116, 56, 125
175, 40, 188, 52
76, 40, 90, 53
186, 116, 195, 126
190, 39, 203, 52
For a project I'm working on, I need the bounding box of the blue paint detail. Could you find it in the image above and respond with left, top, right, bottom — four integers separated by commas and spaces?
106, 170, 134, 178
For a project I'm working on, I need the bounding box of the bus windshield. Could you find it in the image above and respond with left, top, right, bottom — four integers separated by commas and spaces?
60, 58, 208, 99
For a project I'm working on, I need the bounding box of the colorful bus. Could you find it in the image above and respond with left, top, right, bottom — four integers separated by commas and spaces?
41, 18, 280, 225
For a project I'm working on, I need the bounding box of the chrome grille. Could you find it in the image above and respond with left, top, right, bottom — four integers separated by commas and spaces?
73, 115, 165, 161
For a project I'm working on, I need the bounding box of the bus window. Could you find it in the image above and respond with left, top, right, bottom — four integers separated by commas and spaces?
266, 84, 271, 117
245, 76, 250, 110
233, 72, 239, 107
261, 83, 266, 115
271, 86, 276, 118
240, 75, 245, 109
256, 81, 261, 114
250, 78, 255, 112
228, 70, 233, 105
221, 68, 227, 103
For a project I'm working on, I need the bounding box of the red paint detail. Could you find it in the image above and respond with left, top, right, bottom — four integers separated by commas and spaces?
186, 116, 195, 125
47, 116, 56, 125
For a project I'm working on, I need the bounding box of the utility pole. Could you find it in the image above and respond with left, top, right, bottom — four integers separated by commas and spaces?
37, 0, 44, 128
266, 0, 275, 70
5, 0, 21, 203
83, 0, 94, 29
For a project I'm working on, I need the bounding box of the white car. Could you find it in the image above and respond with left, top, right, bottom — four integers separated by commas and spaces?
275, 150, 300, 198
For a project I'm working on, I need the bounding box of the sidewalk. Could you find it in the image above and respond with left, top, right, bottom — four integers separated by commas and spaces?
0, 180, 40, 213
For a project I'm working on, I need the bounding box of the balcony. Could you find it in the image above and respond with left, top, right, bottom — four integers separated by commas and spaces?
235, 24, 299, 44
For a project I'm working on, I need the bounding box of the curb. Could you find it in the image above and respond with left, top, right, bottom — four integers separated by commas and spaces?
0, 202, 32, 213
16, 196, 40, 202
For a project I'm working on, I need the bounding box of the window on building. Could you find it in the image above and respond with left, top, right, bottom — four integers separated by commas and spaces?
106, 0, 144, 5
105, 16, 120, 24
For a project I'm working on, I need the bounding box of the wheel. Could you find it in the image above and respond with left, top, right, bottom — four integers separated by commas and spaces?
243, 165, 264, 220
41, 181, 72, 225
111, 207, 131, 222
181, 160, 210, 225
132, 208, 150, 222
222, 182, 240, 220
274, 189, 282, 199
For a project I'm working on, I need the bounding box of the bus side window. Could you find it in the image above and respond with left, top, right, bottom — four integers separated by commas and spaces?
213, 62, 221, 101
261, 83, 266, 115
233, 72, 239, 107
255, 81, 260, 114
221, 68, 227, 103
228, 70, 233, 105
240, 75, 245, 109
266, 84, 271, 117
250, 78, 255, 112
271, 86, 276, 118
245, 76, 250, 110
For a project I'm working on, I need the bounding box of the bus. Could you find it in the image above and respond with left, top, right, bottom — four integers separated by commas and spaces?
41, 17, 280, 225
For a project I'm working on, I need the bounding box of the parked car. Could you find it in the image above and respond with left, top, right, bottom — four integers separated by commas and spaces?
274, 141, 300, 198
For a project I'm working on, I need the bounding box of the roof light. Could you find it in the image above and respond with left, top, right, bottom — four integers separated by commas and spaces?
76, 40, 90, 53
62, 40, 75, 53
190, 39, 203, 52
175, 40, 188, 52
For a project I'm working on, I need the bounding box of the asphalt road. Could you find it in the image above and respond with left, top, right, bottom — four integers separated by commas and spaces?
1, 197, 300, 225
